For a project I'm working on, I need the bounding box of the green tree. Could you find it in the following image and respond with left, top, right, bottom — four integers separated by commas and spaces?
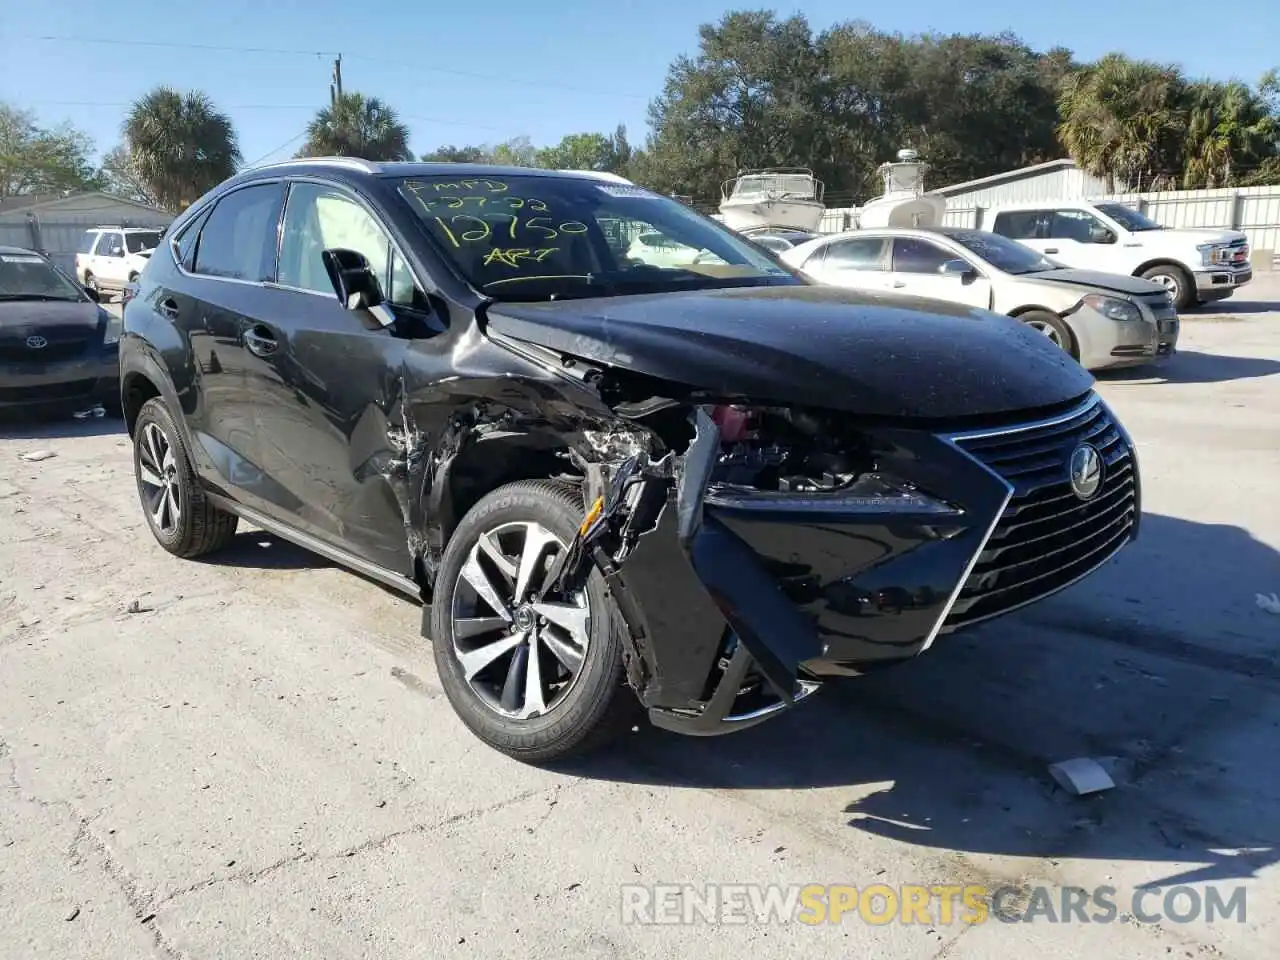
1057, 54, 1187, 191
1181, 80, 1276, 188
420, 144, 493, 163
98, 144, 159, 205
535, 126, 633, 173
0, 103, 101, 199
299, 92, 412, 161
489, 136, 537, 166
124, 87, 241, 211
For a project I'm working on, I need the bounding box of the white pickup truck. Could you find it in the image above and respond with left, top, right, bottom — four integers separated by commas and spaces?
980, 200, 1252, 310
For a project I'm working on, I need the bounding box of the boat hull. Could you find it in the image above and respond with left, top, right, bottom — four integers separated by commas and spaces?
718, 198, 826, 233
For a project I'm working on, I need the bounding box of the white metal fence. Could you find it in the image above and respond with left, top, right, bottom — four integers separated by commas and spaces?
816, 185, 1280, 257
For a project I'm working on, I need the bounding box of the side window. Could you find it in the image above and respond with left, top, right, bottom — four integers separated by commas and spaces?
823, 237, 888, 270
278, 182, 391, 296
172, 208, 212, 270
892, 237, 954, 274
388, 250, 431, 311
78, 231, 99, 254
991, 211, 1043, 240
191, 183, 284, 281
1047, 209, 1104, 243
99, 232, 125, 257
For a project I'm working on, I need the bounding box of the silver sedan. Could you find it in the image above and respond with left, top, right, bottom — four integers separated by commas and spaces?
780, 226, 1179, 370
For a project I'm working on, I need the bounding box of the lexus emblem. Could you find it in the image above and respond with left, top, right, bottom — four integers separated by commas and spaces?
25, 335, 48, 350
1068, 444, 1103, 501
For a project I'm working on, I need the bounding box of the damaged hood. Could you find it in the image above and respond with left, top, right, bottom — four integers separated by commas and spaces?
486, 284, 1094, 419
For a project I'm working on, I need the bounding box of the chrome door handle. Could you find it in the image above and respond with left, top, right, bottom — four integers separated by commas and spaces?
1044, 247, 1059, 254
892, 280, 906, 288
242, 325, 279, 357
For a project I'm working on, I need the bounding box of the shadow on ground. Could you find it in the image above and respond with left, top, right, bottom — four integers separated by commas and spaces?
567, 511, 1280, 887
0, 413, 125, 441
1096, 350, 1280, 384
1185, 297, 1278, 316
199, 530, 333, 572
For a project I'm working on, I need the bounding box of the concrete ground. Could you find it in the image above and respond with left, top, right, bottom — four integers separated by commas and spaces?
2, 277, 1278, 959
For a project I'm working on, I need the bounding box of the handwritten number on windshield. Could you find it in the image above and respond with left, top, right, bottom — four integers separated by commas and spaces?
432, 214, 589, 247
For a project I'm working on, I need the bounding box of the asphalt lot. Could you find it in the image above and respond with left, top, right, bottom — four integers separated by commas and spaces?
2, 277, 1278, 959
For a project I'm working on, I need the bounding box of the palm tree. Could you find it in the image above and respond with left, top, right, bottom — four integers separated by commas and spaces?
1182, 81, 1275, 188
299, 93, 412, 161
123, 87, 241, 212
1057, 54, 1186, 191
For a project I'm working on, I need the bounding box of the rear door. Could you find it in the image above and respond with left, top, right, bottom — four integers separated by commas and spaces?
800, 235, 890, 290
886, 236, 992, 308
160, 181, 287, 508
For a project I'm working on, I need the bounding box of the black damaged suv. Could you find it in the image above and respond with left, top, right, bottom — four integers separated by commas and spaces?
119, 160, 1140, 761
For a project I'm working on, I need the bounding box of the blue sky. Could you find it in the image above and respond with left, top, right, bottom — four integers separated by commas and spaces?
3, 0, 1276, 168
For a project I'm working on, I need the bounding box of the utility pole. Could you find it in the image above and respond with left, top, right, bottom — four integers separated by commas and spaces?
330, 54, 343, 106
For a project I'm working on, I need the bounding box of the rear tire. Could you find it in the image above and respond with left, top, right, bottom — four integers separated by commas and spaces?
430, 480, 637, 763
132, 397, 239, 558
83, 272, 98, 294
1140, 264, 1194, 311
1017, 309, 1077, 358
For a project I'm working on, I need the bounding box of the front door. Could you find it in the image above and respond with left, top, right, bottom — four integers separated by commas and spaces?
1030, 208, 1118, 271
94, 231, 128, 288
252, 179, 425, 575
887, 237, 992, 308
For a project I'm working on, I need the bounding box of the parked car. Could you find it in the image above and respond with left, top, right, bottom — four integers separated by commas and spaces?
981, 201, 1251, 311
739, 226, 819, 253
780, 227, 1178, 370
0, 246, 119, 415
120, 159, 1141, 762
75, 226, 164, 298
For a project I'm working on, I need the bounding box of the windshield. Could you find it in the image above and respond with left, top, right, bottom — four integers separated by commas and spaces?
396, 174, 796, 301
1094, 203, 1163, 232
0, 252, 87, 301
125, 231, 162, 253
944, 230, 1062, 275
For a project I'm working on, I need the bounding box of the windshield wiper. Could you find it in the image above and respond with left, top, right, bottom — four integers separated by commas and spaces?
0, 293, 81, 302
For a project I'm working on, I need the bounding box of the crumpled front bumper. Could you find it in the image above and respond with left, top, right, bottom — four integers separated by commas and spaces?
607, 397, 1139, 736
604, 409, 1007, 734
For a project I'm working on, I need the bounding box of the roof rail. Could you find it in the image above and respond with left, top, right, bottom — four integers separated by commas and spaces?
251, 156, 381, 174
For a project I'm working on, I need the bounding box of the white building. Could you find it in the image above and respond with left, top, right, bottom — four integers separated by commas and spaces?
932, 159, 1113, 229
0, 192, 172, 275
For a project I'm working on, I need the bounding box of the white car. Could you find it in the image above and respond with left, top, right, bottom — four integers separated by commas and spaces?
981, 200, 1251, 311
780, 226, 1179, 371
75, 226, 163, 298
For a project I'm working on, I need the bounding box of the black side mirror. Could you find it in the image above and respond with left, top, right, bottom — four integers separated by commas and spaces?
322, 248, 394, 328
939, 259, 977, 281
1089, 226, 1115, 244
83, 285, 101, 303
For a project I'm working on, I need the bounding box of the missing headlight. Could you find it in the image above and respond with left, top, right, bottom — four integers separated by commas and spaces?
705, 405, 958, 515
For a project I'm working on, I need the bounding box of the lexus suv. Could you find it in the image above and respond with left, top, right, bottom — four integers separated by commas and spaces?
119, 160, 1141, 762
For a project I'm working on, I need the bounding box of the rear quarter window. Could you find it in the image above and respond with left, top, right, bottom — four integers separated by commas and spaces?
78, 231, 100, 254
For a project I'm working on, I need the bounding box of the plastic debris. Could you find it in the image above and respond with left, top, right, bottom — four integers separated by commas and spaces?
1256, 593, 1280, 615
1048, 757, 1115, 796
19, 450, 56, 462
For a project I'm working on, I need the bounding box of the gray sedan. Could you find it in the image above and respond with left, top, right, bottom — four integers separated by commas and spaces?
780, 226, 1179, 370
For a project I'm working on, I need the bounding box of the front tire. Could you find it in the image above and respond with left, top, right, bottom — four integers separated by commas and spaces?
1140, 264, 1194, 310
1018, 309, 1077, 358
132, 397, 238, 558
431, 480, 636, 763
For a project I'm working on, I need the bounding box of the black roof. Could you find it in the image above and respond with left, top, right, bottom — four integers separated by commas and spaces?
0, 244, 41, 256
235, 158, 616, 183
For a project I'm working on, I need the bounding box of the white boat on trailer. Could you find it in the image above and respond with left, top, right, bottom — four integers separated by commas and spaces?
718, 168, 826, 232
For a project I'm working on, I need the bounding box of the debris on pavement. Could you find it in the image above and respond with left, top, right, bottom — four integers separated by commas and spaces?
1256, 592, 1280, 615
64, 906, 80, 922
19, 450, 56, 462
1048, 757, 1116, 796
125, 599, 153, 615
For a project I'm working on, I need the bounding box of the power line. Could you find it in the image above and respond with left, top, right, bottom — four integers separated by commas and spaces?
244, 130, 310, 168
21, 34, 651, 100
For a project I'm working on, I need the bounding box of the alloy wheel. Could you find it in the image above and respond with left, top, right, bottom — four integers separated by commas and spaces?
449, 521, 591, 720
137, 422, 182, 535
1025, 318, 1065, 348
1151, 272, 1180, 300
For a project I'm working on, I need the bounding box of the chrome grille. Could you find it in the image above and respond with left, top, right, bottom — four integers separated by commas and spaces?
943, 396, 1137, 630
